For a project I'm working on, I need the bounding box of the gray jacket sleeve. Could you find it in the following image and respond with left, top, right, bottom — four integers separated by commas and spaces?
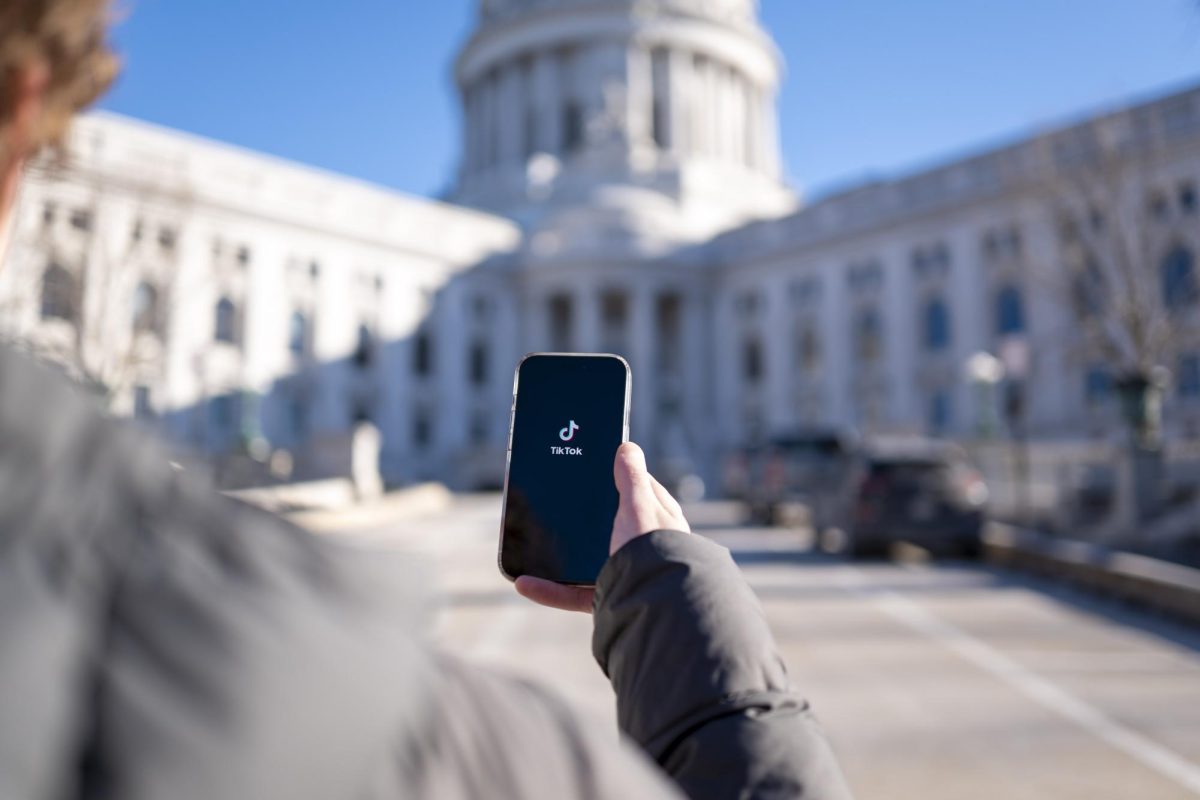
593, 530, 853, 800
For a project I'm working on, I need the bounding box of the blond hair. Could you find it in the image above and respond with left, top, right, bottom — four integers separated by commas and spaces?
0, 0, 118, 162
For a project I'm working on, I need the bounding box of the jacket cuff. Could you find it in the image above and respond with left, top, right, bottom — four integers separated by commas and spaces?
591, 530, 791, 754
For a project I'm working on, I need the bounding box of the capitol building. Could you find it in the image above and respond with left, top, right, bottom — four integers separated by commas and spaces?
2, 0, 1199, 490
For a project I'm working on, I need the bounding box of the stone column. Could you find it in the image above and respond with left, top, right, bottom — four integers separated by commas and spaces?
681, 288, 713, 480
480, 74, 496, 169
627, 44, 654, 151
716, 65, 734, 162
760, 85, 782, 179
498, 64, 522, 166
730, 72, 747, 168
667, 49, 693, 156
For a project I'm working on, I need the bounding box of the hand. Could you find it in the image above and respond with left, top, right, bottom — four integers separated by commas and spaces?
515, 442, 690, 614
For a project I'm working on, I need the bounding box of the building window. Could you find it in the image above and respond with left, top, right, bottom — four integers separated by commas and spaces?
797, 326, 821, 373
523, 106, 537, 160
563, 101, 584, 154
1162, 245, 1197, 312
651, 48, 669, 150
158, 226, 177, 251
982, 226, 1022, 261
995, 285, 1025, 336
210, 394, 237, 436
1071, 257, 1105, 319
655, 292, 682, 370
236, 245, 252, 267
40, 263, 76, 322
132, 281, 160, 333
413, 330, 433, 377
309, 260, 321, 281
351, 400, 372, 426
1148, 190, 1170, 221
848, 261, 883, 292
742, 336, 764, 384
600, 289, 629, 354
133, 386, 153, 421
69, 208, 92, 232
855, 308, 882, 363
42, 202, 55, 226
413, 408, 432, 449
470, 411, 489, 445
215, 297, 239, 344
652, 99, 667, 150
548, 294, 573, 351
1085, 365, 1112, 405
1181, 182, 1197, 214
289, 393, 309, 440
923, 298, 952, 352
470, 294, 492, 321
131, 218, 144, 242
929, 390, 952, 435
912, 243, 951, 277
1179, 354, 1200, 399
353, 324, 374, 369
469, 340, 489, 386
289, 311, 309, 357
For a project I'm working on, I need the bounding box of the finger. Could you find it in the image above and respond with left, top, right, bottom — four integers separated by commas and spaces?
514, 576, 594, 614
649, 475, 688, 528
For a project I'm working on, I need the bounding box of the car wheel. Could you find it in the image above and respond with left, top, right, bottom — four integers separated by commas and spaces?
958, 536, 984, 560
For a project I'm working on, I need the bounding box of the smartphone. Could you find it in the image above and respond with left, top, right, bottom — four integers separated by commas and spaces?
499, 353, 632, 586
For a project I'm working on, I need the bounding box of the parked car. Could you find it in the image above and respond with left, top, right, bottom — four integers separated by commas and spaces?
827, 438, 988, 559
727, 430, 856, 527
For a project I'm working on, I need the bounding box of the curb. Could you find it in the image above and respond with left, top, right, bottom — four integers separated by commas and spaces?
983, 523, 1200, 627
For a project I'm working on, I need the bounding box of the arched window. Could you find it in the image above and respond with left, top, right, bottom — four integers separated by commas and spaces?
855, 308, 882, 363
1162, 245, 1197, 311
1071, 257, 1105, 319
469, 340, 489, 386
563, 101, 584, 154
214, 297, 238, 344
923, 298, 951, 352
797, 326, 821, 373
40, 263, 76, 321
995, 285, 1025, 336
288, 311, 308, 357
413, 330, 433, 377
353, 324, 374, 369
929, 390, 952, 435
548, 294, 573, 352
742, 337, 764, 383
132, 281, 159, 333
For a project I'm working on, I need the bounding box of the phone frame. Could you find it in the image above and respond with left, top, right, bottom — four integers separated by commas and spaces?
497, 352, 632, 586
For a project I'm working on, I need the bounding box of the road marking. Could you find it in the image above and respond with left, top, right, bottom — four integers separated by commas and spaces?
836, 567, 1200, 796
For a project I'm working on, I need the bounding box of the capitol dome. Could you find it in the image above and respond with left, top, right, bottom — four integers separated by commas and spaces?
478, 0, 760, 26
454, 0, 791, 238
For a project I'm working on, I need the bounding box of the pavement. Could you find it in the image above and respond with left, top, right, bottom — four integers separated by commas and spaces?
312, 494, 1200, 800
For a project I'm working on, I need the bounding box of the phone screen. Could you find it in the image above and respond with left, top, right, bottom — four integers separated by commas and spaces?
500, 353, 631, 586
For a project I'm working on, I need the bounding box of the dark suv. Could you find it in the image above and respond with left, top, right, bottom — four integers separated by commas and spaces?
828, 439, 988, 558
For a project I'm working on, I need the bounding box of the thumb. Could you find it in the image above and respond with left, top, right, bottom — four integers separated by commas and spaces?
613, 441, 651, 499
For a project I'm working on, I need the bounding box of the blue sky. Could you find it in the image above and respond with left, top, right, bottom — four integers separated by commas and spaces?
98, 1, 1200, 200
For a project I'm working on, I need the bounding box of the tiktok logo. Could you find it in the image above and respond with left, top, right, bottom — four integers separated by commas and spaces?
559, 420, 580, 442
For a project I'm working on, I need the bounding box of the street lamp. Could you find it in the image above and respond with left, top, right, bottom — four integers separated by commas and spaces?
999, 337, 1031, 525
964, 351, 1005, 439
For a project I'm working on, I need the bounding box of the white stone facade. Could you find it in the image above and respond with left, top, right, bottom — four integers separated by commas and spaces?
2, 0, 1199, 490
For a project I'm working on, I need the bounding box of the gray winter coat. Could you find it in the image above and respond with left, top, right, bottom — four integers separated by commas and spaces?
0, 347, 852, 799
